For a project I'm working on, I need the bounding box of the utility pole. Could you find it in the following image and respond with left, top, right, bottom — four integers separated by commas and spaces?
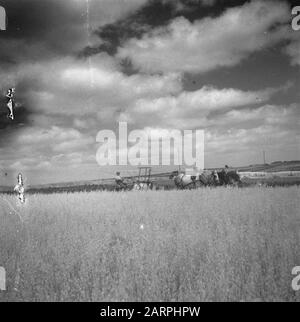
177, 145, 182, 173
263, 150, 266, 164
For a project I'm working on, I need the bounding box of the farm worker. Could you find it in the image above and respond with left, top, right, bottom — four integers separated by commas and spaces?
219, 165, 230, 185
212, 170, 219, 184
115, 172, 127, 189
6, 88, 15, 120
221, 165, 230, 176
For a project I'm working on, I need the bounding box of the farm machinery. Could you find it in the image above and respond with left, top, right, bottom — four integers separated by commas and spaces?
133, 167, 154, 190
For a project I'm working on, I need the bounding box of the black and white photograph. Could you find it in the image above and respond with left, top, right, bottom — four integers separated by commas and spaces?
0, 0, 299, 306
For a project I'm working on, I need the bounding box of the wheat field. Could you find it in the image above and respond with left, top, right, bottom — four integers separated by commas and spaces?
0, 187, 299, 302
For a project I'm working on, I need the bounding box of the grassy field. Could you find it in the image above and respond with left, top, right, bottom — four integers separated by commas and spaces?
0, 187, 299, 302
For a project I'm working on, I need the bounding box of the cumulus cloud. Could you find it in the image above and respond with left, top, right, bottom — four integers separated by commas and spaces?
17, 126, 81, 145
10, 54, 182, 121
1, 45, 291, 172
0, 123, 96, 180
14, 52, 283, 131
128, 85, 284, 128
117, 0, 291, 73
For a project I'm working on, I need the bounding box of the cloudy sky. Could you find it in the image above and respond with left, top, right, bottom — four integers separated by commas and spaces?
0, 0, 299, 185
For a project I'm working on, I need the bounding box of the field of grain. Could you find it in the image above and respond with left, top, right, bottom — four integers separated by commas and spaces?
0, 187, 299, 302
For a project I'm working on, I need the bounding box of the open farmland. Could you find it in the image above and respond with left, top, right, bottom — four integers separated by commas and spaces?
0, 187, 300, 302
